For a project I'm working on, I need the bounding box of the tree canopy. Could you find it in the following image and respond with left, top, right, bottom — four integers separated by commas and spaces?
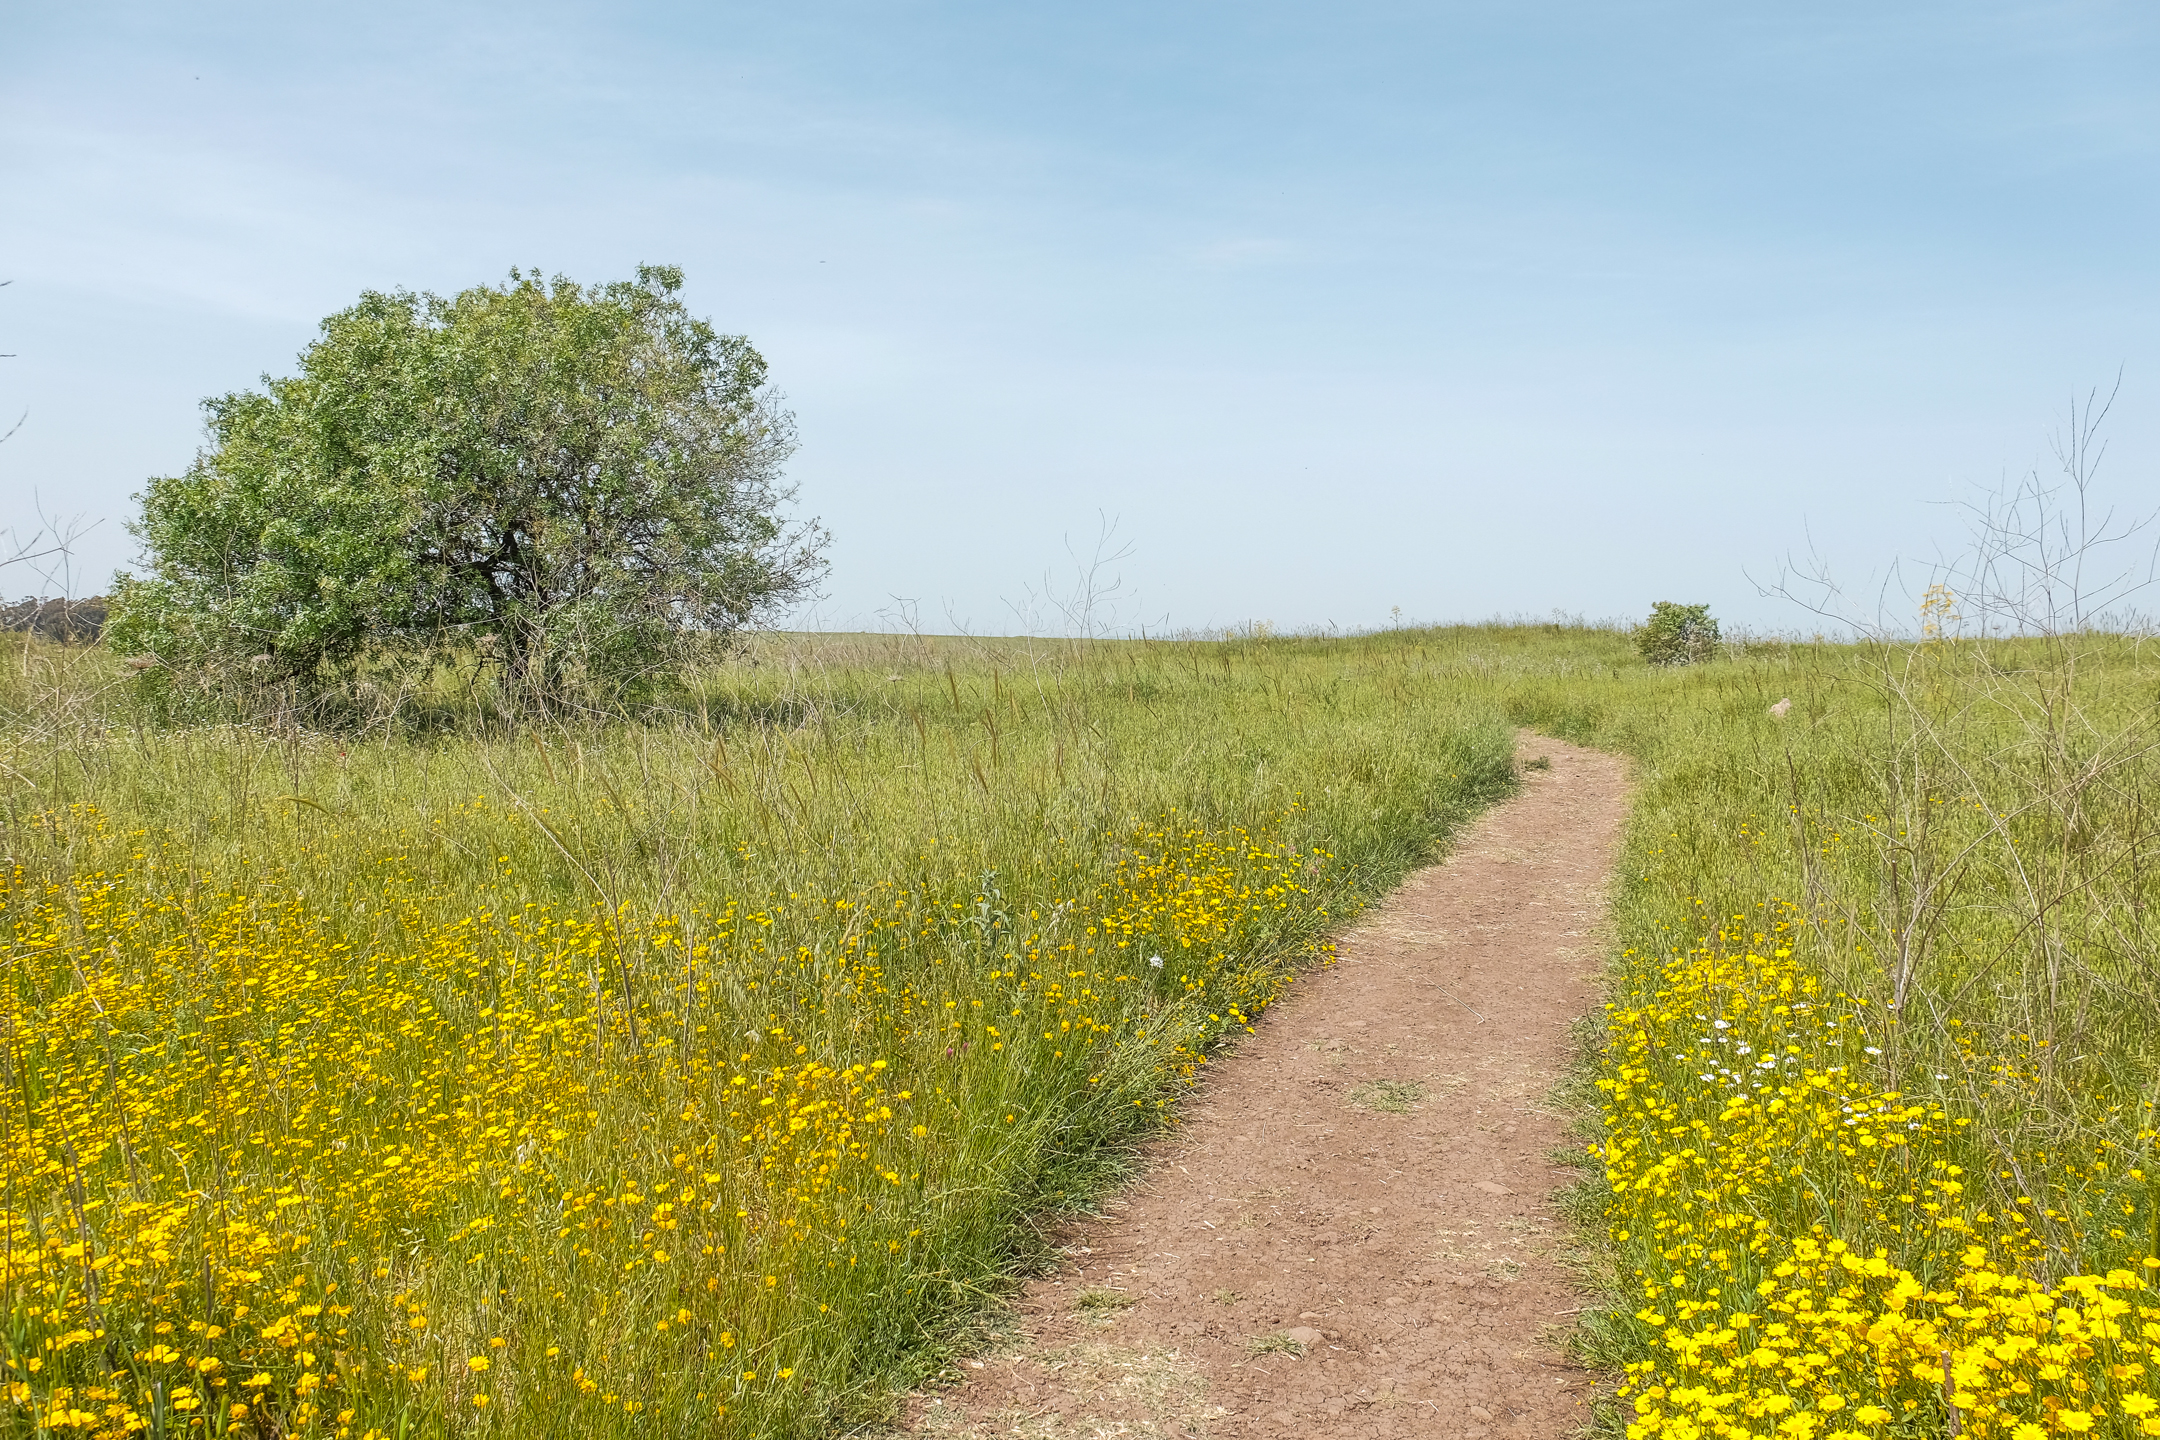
109, 265, 824, 709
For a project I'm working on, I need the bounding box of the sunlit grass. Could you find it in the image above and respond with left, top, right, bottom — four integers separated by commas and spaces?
1501, 629, 2160, 1438
0, 627, 1520, 1437
15, 616, 2159, 1437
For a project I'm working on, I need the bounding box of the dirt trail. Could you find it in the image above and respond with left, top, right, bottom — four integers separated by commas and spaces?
902, 734, 1630, 1439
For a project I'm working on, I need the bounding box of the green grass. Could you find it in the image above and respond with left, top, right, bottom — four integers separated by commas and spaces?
0, 627, 1522, 1438
1484, 627, 2160, 1433
9, 618, 2153, 1435
1071, 1288, 1135, 1311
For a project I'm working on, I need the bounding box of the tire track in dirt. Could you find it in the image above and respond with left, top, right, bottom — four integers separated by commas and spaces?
902, 733, 1628, 1439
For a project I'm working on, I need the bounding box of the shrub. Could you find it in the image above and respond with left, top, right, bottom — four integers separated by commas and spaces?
1634, 601, 1718, 666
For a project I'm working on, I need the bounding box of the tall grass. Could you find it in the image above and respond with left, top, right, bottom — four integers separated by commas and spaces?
1500, 629, 2160, 1231
1492, 625, 2160, 1437
0, 628, 1519, 1438
17, 613, 2158, 1437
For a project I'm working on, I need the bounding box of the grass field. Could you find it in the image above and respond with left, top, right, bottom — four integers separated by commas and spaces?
6, 620, 2159, 1438
1499, 626, 2160, 1440
0, 629, 1519, 1438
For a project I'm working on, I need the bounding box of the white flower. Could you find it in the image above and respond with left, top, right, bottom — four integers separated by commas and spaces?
1864, 1046, 1883, 1055
1148, 955, 1163, 969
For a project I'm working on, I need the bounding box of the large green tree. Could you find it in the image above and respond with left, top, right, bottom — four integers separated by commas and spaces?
109, 265, 823, 706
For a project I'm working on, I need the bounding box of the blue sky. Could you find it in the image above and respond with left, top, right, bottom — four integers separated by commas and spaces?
4, 1, 2156, 633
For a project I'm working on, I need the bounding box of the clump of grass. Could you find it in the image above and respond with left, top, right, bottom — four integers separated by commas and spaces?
1073, 1288, 1135, 1311
1209, 1288, 1242, 1305
1347, 1078, 1427, 1113
1243, 1332, 1306, 1357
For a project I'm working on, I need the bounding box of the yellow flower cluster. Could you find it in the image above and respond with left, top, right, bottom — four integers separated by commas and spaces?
1600, 914, 2160, 1439
1, 803, 1337, 1436
1093, 814, 1340, 1072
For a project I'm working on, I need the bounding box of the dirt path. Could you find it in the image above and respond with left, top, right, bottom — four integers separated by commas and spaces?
904, 733, 1629, 1439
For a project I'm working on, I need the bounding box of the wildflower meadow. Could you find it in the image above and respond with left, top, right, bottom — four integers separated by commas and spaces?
1510, 626, 2160, 1440
7, 619, 2159, 1439
0, 630, 1513, 1437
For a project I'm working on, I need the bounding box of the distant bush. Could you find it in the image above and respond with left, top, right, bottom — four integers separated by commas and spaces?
1635, 601, 1719, 666
1, 595, 109, 644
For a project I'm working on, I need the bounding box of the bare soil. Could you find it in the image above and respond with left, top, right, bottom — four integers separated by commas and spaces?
899, 734, 1630, 1439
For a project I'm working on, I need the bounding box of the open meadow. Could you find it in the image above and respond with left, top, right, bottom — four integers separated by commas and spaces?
0, 627, 1517, 1438
5, 620, 2160, 1439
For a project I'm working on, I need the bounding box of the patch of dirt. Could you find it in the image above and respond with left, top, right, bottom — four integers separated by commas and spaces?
901, 734, 1629, 1438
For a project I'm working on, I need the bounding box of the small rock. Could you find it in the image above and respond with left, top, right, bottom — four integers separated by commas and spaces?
1471, 1404, 1495, 1422
1474, 1180, 1512, 1196
1285, 1326, 1322, 1349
